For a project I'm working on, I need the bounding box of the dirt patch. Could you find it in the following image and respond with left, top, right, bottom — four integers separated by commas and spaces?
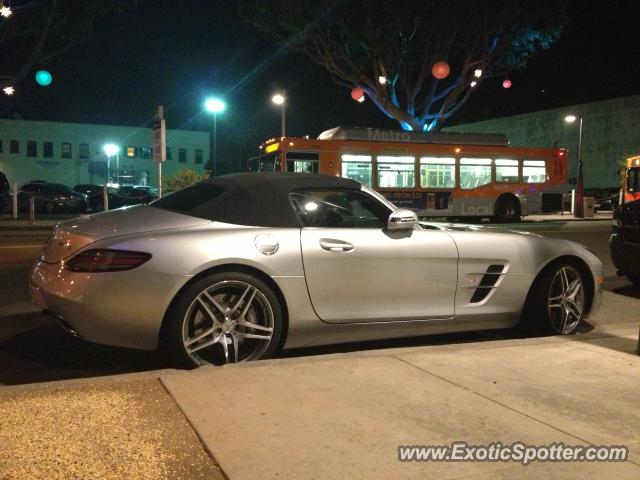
0, 379, 225, 479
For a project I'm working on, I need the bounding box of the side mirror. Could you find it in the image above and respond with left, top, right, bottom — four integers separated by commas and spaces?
387, 208, 418, 230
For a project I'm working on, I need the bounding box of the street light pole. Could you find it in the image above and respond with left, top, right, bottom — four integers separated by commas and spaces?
564, 115, 585, 218
271, 93, 286, 137
204, 97, 226, 176
575, 116, 584, 218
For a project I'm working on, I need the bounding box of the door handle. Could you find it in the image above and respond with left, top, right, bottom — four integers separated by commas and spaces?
319, 238, 354, 252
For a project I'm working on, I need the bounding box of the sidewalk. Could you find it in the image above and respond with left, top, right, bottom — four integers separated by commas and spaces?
4, 322, 637, 479
160, 322, 640, 479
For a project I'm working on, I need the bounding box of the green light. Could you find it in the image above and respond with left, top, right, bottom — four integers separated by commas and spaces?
204, 97, 226, 113
35, 70, 53, 87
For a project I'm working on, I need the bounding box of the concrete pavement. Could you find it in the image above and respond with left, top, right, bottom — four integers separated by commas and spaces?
159, 321, 640, 479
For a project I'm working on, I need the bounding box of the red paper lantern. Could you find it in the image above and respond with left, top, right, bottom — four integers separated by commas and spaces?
432, 61, 450, 79
502, 79, 512, 89
351, 87, 365, 102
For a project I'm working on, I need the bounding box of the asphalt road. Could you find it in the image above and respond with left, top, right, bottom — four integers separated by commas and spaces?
0, 219, 637, 385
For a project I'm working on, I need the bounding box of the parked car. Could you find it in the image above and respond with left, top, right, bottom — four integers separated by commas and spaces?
29, 173, 603, 367
0, 171, 9, 214
73, 184, 112, 212
610, 199, 640, 286
109, 185, 158, 209
19, 182, 88, 214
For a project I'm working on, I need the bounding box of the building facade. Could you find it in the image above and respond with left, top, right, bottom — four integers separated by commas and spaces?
445, 95, 640, 189
0, 119, 209, 188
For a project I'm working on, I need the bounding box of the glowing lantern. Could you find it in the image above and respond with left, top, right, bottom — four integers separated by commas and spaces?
351, 87, 365, 102
432, 61, 450, 79
502, 79, 512, 89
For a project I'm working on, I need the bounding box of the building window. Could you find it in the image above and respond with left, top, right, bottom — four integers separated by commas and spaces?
43, 142, 54, 158
166, 147, 172, 160
459, 158, 492, 189
419, 157, 456, 188
376, 155, 415, 188
178, 148, 187, 163
126, 146, 138, 158
10, 140, 19, 154
27, 141, 37, 157
195, 149, 203, 164
141, 147, 152, 159
61, 143, 72, 158
79, 143, 89, 159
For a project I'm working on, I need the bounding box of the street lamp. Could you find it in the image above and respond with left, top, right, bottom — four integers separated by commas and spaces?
271, 93, 286, 138
564, 114, 584, 218
103, 143, 120, 185
204, 97, 226, 175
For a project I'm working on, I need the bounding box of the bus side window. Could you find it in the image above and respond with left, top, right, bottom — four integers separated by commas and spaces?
523, 160, 547, 183
285, 152, 319, 173
341, 154, 372, 186
459, 158, 492, 189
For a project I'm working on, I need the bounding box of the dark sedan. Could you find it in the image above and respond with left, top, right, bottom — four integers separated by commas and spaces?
19, 183, 88, 214
610, 199, 640, 286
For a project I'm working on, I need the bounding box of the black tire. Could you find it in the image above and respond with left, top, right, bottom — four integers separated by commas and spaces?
519, 260, 588, 336
627, 274, 640, 287
163, 271, 284, 367
493, 196, 521, 223
44, 201, 55, 214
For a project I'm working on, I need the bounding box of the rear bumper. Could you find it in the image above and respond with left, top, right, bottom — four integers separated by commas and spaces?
610, 235, 640, 275
29, 260, 189, 350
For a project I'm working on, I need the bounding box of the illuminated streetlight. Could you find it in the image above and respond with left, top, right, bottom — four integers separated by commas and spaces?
564, 114, 584, 218
103, 143, 120, 185
204, 97, 226, 174
271, 93, 286, 137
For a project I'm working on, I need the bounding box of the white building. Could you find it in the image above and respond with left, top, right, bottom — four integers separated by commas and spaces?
0, 118, 209, 187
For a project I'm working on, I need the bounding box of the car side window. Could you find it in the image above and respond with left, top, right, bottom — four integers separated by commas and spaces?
290, 189, 390, 228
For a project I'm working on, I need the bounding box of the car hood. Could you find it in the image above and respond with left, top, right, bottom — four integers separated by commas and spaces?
40, 205, 211, 263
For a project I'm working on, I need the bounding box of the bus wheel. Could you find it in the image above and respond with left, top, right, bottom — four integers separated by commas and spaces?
493, 196, 521, 223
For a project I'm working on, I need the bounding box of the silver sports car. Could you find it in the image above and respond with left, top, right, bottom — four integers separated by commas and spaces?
29, 173, 603, 366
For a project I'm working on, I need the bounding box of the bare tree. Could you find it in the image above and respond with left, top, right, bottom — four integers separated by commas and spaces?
239, 0, 567, 131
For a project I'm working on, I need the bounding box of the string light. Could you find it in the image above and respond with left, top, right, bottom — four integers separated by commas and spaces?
473, 69, 483, 78
378, 75, 387, 85
3, 86, 14, 95
0, 5, 12, 17
470, 81, 477, 88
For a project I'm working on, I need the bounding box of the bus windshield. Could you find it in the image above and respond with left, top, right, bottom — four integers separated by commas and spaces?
250, 152, 280, 172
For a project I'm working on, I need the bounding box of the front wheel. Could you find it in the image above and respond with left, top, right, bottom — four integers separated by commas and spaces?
163, 272, 284, 367
522, 261, 587, 335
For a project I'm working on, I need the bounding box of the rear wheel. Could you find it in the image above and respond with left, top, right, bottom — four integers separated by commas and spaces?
493, 196, 520, 223
164, 272, 283, 367
521, 260, 587, 335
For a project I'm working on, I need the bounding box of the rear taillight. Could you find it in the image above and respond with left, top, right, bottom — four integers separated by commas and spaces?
65, 249, 151, 272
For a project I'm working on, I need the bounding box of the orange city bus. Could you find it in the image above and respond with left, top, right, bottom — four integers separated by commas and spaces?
623, 155, 640, 203
252, 126, 568, 221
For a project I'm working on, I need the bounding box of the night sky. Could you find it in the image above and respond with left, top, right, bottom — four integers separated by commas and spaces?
6, 0, 640, 166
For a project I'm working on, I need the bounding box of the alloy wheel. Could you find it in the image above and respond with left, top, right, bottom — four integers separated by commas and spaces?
181, 280, 275, 365
547, 266, 584, 334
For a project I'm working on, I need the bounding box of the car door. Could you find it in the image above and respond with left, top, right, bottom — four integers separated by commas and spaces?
293, 188, 458, 324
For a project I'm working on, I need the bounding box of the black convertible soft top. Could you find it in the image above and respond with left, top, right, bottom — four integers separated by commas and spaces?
152, 172, 362, 227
